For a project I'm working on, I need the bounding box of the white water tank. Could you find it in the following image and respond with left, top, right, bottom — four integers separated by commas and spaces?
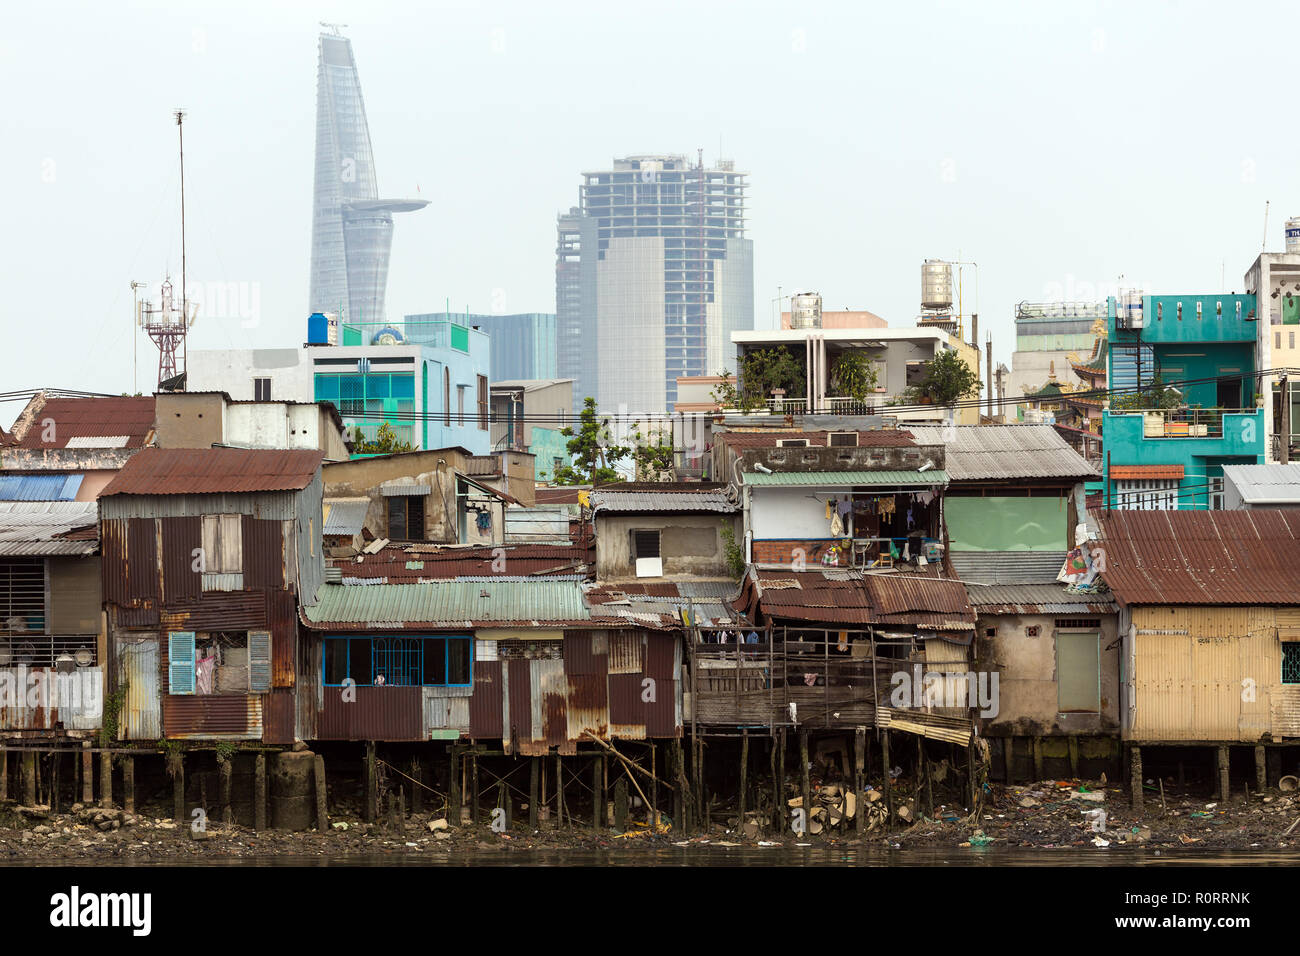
921, 260, 954, 311
1287, 217, 1300, 254
1121, 291, 1144, 329
790, 292, 822, 329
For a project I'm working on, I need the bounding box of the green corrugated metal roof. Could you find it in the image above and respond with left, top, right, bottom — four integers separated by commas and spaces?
742, 470, 947, 486
304, 580, 592, 626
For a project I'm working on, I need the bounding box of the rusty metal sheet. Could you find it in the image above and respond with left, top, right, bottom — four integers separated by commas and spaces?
115, 604, 159, 628
607, 673, 646, 739
506, 658, 531, 751
160, 591, 269, 632
315, 685, 422, 740
270, 591, 296, 689
262, 689, 295, 744
563, 630, 608, 676
863, 574, 972, 617
100, 518, 129, 607
645, 679, 678, 737
608, 631, 643, 675
100, 447, 322, 497
117, 635, 160, 740
1101, 510, 1300, 606
127, 517, 158, 602
160, 516, 201, 603
296, 630, 319, 741
644, 632, 677, 680
469, 661, 502, 739
10, 396, 155, 449
163, 694, 261, 739
528, 658, 567, 749
0, 666, 103, 731
242, 515, 285, 590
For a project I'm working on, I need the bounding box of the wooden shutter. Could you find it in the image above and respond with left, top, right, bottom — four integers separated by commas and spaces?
168, 631, 196, 695
248, 630, 272, 693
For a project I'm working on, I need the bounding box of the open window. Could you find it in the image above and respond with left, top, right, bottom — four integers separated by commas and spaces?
631, 529, 661, 561
168, 630, 272, 695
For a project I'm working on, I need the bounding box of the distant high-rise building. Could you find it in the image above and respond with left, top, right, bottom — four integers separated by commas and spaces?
309, 27, 427, 324
556, 155, 753, 415
405, 311, 558, 382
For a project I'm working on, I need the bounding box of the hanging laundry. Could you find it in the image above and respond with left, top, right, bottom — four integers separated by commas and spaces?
830, 511, 844, 537
803, 673, 818, 687
837, 499, 853, 517
837, 631, 849, 653
825, 500, 834, 519
878, 496, 896, 516
196, 653, 216, 695
476, 510, 492, 532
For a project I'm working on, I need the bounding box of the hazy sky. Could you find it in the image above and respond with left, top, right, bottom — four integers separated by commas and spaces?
4, 0, 1297, 422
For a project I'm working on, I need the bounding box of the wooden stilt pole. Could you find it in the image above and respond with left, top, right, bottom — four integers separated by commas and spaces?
254, 753, 267, 831
738, 730, 749, 833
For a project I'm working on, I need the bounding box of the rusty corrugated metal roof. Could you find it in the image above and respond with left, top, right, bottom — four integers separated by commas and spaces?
101, 447, 322, 496
9, 396, 155, 449
1099, 510, 1300, 606
339, 542, 591, 581
965, 583, 1118, 614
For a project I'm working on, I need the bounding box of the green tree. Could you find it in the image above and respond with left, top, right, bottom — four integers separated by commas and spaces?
830, 352, 879, 403
629, 425, 674, 481
734, 347, 806, 411
553, 397, 630, 485
352, 422, 414, 455
910, 350, 981, 406
1110, 375, 1182, 411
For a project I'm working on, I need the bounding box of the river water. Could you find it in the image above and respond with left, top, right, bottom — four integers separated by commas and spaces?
12, 846, 1293, 866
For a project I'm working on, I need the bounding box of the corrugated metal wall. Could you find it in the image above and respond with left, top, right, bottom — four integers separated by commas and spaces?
160, 516, 201, 603
0, 667, 103, 731
565, 631, 609, 743
163, 694, 262, 739
262, 689, 295, 744
470, 661, 503, 739
127, 518, 158, 602
1131, 606, 1283, 742
316, 685, 423, 740
117, 636, 160, 740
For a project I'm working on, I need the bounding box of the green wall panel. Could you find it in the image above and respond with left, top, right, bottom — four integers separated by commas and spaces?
945, 496, 1068, 551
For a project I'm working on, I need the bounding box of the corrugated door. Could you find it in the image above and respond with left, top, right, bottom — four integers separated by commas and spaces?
1133, 631, 1192, 740
127, 518, 158, 602
117, 636, 160, 740
263, 689, 295, 744
161, 516, 201, 603
531, 658, 567, 750
470, 661, 503, 739
506, 658, 531, 751
242, 516, 285, 590
608, 673, 646, 739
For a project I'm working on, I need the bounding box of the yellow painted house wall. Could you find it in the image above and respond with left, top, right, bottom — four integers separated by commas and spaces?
1129, 606, 1300, 742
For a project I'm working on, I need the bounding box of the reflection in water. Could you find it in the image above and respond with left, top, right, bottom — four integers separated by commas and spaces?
14, 846, 1294, 867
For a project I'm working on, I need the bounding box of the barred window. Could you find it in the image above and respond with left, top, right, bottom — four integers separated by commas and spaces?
1283, 643, 1300, 685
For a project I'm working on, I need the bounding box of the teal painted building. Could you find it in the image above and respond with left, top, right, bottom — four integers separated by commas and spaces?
311, 318, 492, 457
1102, 293, 1264, 510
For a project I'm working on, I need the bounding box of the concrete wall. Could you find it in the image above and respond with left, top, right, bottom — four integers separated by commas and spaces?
751, 487, 831, 539
323, 450, 470, 544
978, 611, 1121, 737
154, 392, 226, 448
187, 348, 313, 402
595, 513, 738, 581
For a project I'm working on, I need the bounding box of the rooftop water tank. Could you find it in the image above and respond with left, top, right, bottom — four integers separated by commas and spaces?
921, 260, 954, 311
790, 292, 822, 329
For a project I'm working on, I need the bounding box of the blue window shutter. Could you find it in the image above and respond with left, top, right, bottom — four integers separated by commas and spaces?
168, 631, 196, 695
248, 630, 272, 692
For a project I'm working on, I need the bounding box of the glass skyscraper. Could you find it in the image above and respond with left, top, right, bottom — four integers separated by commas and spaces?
556, 155, 753, 415
309, 29, 427, 324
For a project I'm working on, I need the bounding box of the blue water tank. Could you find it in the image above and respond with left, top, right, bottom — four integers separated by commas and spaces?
307, 312, 329, 344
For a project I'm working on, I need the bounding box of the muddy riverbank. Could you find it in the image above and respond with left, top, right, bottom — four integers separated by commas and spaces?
2, 777, 1299, 862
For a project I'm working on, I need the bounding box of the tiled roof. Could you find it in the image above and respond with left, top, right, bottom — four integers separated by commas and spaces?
339, 543, 591, 582
1111, 464, 1184, 480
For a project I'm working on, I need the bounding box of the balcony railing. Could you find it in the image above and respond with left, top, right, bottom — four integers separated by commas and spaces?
724, 396, 883, 416
0, 634, 97, 668
1113, 407, 1254, 439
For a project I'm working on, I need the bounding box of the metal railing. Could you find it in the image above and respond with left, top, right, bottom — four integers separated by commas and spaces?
0, 634, 97, 668
723, 395, 881, 416
1114, 407, 1255, 439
